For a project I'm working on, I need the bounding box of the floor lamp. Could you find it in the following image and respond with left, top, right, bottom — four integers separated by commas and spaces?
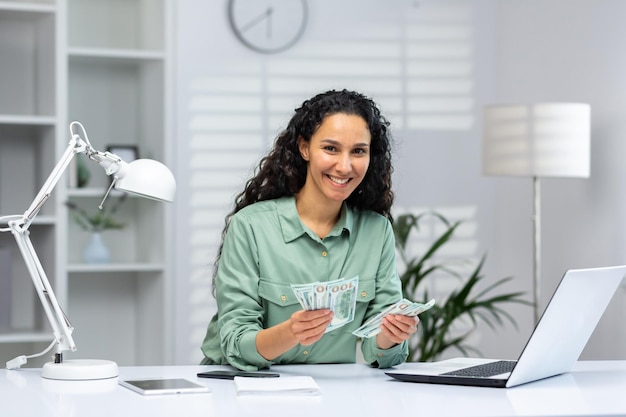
482, 103, 591, 323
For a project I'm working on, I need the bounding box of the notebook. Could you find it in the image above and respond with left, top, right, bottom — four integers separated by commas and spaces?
386, 265, 626, 388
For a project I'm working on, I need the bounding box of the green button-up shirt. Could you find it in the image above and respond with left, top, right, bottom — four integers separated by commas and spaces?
201, 196, 408, 371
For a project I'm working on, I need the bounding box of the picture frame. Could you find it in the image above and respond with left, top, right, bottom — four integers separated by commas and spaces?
106, 145, 139, 163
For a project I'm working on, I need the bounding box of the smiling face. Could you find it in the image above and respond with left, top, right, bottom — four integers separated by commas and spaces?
297, 113, 371, 208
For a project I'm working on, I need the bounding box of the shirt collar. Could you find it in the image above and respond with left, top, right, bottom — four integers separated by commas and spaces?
278, 196, 353, 243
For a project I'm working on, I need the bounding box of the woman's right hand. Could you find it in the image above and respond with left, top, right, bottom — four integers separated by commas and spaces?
256, 309, 333, 360
289, 309, 333, 346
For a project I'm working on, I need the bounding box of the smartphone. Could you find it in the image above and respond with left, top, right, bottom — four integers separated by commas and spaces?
197, 370, 280, 380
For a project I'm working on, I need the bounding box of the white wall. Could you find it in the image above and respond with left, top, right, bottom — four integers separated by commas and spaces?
486, 0, 626, 360
173, 0, 626, 364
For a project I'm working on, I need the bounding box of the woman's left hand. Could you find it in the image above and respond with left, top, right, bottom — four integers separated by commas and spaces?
376, 314, 419, 349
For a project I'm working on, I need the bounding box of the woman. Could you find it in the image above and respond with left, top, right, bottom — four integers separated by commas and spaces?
201, 89, 418, 371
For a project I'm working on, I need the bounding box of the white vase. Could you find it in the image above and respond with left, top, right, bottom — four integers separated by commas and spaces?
83, 232, 110, 264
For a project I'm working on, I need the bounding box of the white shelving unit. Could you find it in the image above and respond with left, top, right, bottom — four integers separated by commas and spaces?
0, 0, 173, 367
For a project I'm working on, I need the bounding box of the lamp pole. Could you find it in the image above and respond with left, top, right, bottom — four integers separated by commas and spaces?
532, 176, 541, 324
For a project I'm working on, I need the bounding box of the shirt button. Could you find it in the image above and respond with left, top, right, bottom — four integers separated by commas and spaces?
321, 251, 327, 257
361, 291, 367, 297
303, 351, 309, 355
280, 295, 287, 302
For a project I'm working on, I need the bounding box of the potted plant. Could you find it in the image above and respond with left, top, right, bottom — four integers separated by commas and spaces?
65, 194, 127, 263
393, 212, 530, 362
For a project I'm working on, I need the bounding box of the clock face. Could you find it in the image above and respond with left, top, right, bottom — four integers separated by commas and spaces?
228, 0, 308, 54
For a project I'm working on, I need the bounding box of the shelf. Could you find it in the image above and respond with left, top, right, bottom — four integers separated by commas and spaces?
0, 216, 55, 225
30, 215, 56, 225
0, 332, 52, 344
68, 187, 133, 198
68, 47, 165, 62
0, 215, 53, 225
0, 2, 55, 14
0, 115, 56, 125
68, 263, 165, 273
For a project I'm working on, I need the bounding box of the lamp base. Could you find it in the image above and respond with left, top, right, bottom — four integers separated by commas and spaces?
42, 359, 119, 380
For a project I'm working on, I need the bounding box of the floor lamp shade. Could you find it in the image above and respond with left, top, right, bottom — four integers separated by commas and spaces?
482, 103, 590, 178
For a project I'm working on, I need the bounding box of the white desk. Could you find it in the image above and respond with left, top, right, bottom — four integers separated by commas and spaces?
2, 361, 626, 417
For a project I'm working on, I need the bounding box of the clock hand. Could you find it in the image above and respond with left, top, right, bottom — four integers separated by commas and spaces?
267, 7, 273, 39
240, 7, 272, 33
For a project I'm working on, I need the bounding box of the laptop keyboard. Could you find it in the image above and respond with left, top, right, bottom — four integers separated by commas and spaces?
441, 360, 517, 377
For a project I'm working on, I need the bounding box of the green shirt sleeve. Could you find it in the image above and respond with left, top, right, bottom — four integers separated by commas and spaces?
215, 214, 272, 370
360, 219, 409, 368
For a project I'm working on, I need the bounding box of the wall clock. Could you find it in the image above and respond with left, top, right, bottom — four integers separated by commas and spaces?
228, 0, 308, 54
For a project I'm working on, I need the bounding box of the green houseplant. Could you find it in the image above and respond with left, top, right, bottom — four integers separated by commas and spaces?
65, 194, 127, 232
393, 212, 529, 362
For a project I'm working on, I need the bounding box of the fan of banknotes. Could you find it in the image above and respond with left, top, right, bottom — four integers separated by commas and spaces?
352, 298, 435, 338
291, 276, 435, 337
291, 276, 359, 333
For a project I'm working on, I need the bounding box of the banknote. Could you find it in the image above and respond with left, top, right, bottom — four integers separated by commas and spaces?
291, 282, 315, 310
291, 276, 359, 333
352, 298, 436, 338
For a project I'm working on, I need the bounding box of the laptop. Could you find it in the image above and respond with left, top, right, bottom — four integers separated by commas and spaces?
386, 265, 626, 388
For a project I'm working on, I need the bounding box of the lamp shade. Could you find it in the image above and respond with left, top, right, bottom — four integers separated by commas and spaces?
482, 103, 590, 178
114, 159, 176, 202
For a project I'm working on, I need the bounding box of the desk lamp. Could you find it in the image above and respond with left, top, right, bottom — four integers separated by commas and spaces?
2, 121, 176, 380
482, 103, 590, 323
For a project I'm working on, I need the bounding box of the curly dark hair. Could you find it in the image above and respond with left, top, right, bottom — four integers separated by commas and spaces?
212, 89, 395, 292
233, 89, 394, 217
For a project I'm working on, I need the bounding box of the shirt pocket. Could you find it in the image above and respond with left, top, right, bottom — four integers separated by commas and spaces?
258, 278, 301, 328
258, 278, 302, 307
259, 278, 298, 307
